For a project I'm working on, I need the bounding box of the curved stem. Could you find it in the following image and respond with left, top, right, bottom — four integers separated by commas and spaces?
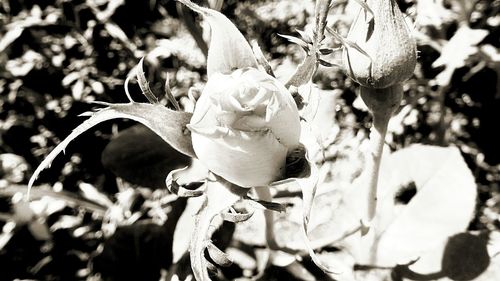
189, 176, 242, 281
190, 201, 216, 281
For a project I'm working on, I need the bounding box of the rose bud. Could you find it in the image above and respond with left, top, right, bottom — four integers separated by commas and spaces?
343, 0, 417, 89
188, 67, 301, 187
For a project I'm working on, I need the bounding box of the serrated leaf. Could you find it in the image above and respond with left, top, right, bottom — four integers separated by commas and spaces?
137, 57, 159, 104
164, 74, 181, 110
28, 103, 195, 197
375, 145, 477, 267
172, 196, 205, 263
177, 0, 258, 77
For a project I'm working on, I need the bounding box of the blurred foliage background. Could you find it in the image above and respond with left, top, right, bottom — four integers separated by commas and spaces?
0, 0, 499, 280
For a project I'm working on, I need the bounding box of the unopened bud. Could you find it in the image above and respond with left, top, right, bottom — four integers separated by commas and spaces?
343, 0, 417, 89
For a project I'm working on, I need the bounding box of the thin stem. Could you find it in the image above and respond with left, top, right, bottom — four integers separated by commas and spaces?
358, 84, 403, 234
363, 112, 390, 230
254, 188, 280, 250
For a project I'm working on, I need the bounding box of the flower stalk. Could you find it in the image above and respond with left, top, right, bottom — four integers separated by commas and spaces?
360, 84, 403, 232
339, 0, 416, 233
254, 188, 279, 249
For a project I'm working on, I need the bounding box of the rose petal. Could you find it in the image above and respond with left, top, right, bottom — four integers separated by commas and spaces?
190, 127, 287, 187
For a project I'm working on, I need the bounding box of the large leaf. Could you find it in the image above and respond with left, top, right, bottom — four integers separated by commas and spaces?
237, 145, 477, 276
102, 124, 191, 188
177, 0, 258, 77
374, 145, 477, 267
28, 103, 195, 195
336, 145, 477, 271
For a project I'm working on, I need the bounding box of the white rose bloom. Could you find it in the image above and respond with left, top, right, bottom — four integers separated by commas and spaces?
188, 67, 301, 187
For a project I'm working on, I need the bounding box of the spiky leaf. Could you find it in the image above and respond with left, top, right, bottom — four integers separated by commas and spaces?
28, 103, 195, 195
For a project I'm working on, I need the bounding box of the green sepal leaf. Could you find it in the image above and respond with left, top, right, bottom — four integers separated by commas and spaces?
318, 59, 341, 68
177, 0, 258, 77
136, 57, 159, 104
295, 29, 313, 44
166, 166, 205, 197
318, 47, 340, 55
190, 176, 242, 281
221, 209, 254, 223
245, 195, 286, 213
277, 33, 310, 53
28, 103, 195, 197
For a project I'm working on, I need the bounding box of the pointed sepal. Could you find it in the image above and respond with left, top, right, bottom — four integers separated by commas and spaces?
177, 0, 258, 77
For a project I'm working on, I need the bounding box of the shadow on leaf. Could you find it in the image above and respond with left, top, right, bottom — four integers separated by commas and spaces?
393, 232, 490, 281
